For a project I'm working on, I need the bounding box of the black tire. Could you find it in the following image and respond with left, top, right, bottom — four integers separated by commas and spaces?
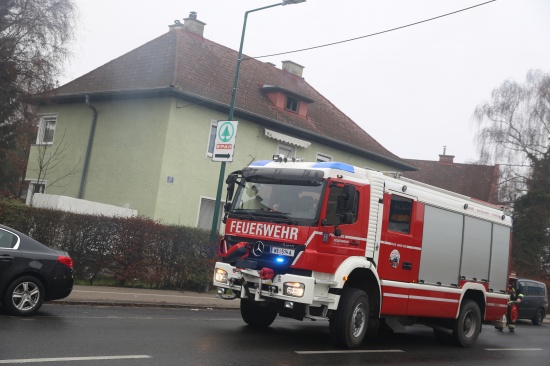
452, 299, 481, 347
2, 276, 45, 316
532, 309, 545, 326
240, 298, 277, 328
329, 288, 369, 349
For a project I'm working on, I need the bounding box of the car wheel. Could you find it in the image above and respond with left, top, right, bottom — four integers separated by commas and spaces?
532, 309, 545, 326
329, 287, 369, 349
240, 298, 277, 328
452, 299, 481, 347
2, 276, 45, 316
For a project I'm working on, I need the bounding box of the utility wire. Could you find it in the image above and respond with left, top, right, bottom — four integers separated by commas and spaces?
251, 0, 497, 60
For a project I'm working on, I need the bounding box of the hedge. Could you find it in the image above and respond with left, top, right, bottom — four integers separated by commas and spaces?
0, 199, 219, 292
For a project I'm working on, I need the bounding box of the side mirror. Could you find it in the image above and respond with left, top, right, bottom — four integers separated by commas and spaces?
336, 185, 356, 224
226, 174, 237, 201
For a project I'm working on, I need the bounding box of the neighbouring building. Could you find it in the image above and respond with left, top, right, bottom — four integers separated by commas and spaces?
403, 152, 500, 204
25, 12, 416, 228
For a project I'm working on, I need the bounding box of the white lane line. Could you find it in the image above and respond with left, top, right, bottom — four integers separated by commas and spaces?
0, 355, 151, 364
295, 350, 404, 354
485, 348, 543, 351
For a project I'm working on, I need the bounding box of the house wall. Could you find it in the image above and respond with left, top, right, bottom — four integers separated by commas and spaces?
152, 97, 396, 225
28, 96, 399, 227
27, 98, 171, 218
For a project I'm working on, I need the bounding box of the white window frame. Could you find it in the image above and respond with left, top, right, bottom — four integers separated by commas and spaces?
25, 180, 46, 205
197, 196, 224, 232
277, 143, 295, 159
206, 120, 218, 157
316, 153, 333, 162
36, 114, 57, 145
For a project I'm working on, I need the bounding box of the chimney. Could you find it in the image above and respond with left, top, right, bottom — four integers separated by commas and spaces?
439, 146, 454, 164
282, 60, 304, 78
170, 11, 206, 36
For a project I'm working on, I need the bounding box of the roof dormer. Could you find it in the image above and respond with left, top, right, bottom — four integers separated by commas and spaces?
261, 84, 314, 117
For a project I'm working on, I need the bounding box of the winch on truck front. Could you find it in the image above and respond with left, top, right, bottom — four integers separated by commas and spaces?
213, 158, 512, 349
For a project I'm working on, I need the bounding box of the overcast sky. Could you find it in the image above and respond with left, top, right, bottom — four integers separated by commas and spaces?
62, 0, 550, 164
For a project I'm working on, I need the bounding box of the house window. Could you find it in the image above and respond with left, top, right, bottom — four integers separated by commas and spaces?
388, 195, 413, 234
206, 121, 218, 157
285, 96, 299, 113
277, 143, 295, 159
197, 197, 222, 231
25, 181, 46, 205
316, 153, 332, 162
36, 114, 57, 145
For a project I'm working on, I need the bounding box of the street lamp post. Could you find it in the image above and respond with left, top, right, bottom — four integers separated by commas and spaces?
209, 0, 306, 246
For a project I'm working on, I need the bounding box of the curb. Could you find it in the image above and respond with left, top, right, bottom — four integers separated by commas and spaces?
48, 299, 240, 310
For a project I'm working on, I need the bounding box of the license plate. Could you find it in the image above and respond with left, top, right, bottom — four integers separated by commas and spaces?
271, 247, 295, 256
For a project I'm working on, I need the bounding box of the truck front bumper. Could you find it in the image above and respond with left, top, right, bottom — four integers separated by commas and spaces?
213, 262, 337, 308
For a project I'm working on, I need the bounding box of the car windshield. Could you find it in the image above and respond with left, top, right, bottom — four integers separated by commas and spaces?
230, 179, 324, 224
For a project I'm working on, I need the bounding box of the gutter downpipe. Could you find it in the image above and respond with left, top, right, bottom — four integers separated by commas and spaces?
79, 95, 98, 199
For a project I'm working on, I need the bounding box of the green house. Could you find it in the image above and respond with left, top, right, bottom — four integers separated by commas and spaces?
26, 13, 414, 228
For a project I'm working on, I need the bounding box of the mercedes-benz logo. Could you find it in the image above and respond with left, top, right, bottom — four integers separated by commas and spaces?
252, 241, 264, 257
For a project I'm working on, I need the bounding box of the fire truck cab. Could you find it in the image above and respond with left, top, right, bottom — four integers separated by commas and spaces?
213, 159, 512, 348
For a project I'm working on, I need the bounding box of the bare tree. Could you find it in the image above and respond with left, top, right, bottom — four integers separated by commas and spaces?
474, 70, 550, 278
0, 0, 77, 197
28, 130, 80, 205
473, 70, 550, 204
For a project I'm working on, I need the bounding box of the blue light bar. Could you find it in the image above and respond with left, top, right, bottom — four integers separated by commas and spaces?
275, 257, 285, 263
249, 160, 271, 166
312, 162, 355, 173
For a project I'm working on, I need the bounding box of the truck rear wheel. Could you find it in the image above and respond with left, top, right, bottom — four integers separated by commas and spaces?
329, 288, 369, 349
240, 298, 277, 328
452, 299, 481, 347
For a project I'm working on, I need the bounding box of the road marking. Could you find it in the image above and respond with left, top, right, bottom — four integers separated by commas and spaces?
295, 350, 404, 354
0, 355, 151, 364
485, 348, 543, 351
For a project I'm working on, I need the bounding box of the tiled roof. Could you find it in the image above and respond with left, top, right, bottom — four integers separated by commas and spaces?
51, 27, 414, 170
403, 157, 500, 203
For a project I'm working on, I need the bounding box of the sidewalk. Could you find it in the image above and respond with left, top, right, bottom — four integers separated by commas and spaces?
51, 285, 239, 309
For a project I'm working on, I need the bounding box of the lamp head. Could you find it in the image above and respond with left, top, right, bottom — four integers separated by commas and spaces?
282, 0, 306, 5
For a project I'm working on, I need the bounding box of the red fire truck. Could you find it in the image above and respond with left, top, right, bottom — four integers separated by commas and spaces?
213, 158, 512, 348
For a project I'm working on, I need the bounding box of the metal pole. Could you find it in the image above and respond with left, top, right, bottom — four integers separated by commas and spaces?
209, 3, 285, 246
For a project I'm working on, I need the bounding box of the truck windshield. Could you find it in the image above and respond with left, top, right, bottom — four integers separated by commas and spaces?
230, 179, 324, 225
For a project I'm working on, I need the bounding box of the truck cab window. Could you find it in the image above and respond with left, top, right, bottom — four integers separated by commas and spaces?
388, 195, 412, 234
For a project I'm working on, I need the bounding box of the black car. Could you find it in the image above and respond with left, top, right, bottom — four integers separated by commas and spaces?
0, 224, 73, 316
517, 278, 548, 325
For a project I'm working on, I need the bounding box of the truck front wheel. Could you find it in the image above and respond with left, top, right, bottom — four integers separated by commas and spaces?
240, 298, 277, 328
452, 299, 481, 347
330, 288, 369, 349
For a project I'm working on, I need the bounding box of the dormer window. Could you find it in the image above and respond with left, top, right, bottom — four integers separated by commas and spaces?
285, 96, 299, 113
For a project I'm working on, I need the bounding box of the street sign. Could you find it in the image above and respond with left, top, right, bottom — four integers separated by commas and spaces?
212, 121, 238, 162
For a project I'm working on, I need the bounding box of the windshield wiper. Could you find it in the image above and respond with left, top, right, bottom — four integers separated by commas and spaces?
262, 211, 298, 225
231, 209, 261, 221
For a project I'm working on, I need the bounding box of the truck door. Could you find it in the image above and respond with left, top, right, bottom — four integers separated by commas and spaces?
377, 193, 423, 315
317, 181, 368, 258
378, 193, 423, 283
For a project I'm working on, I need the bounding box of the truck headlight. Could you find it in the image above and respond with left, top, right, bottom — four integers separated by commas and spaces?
284, 282, 305, 297
215, 268, 228, 283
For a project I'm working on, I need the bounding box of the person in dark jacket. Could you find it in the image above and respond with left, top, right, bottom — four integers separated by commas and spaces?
507, 279, 524, 332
